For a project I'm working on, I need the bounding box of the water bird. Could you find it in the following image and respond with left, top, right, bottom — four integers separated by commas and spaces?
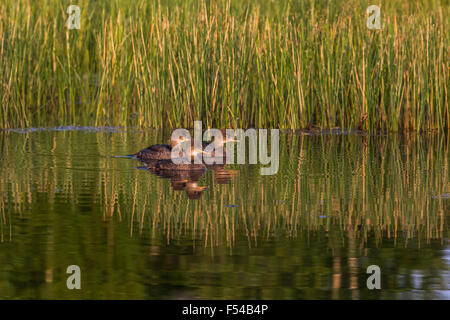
132, 134, 189, 161
202, 129, 239, 164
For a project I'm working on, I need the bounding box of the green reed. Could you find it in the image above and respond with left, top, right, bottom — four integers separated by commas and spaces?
0, 0, 449, 131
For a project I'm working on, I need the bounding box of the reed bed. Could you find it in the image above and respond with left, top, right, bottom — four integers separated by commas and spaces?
0, 0, 448, 131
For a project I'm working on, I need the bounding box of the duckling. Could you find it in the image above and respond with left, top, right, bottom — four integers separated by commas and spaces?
202, 129, 239, 164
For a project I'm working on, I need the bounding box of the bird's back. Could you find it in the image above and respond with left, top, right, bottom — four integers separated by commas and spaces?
136, 144, 172, 160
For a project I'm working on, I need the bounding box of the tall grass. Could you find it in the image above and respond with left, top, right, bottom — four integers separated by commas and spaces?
0, 0, 448, 131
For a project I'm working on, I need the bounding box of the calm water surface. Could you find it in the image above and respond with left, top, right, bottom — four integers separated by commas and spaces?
0, 128, 448, 299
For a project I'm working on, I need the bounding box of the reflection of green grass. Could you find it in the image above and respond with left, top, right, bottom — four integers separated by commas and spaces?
0, 131, 448, 247
0, 0, 448, 131
0, 130, 448, 299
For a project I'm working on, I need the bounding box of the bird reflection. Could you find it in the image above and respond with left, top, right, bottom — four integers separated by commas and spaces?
185, 181, 208, 199
147, 165, 209, 199
144, 162, 235, 199
210, 165, 235, 185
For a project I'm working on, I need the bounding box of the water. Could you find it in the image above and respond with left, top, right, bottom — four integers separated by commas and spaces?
0, 128, 448, 299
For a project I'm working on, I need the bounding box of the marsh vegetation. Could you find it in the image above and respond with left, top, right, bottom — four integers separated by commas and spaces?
0, 0, 448, 131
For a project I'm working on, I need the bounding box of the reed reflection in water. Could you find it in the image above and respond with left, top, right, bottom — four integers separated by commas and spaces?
0, 128, 448, 299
